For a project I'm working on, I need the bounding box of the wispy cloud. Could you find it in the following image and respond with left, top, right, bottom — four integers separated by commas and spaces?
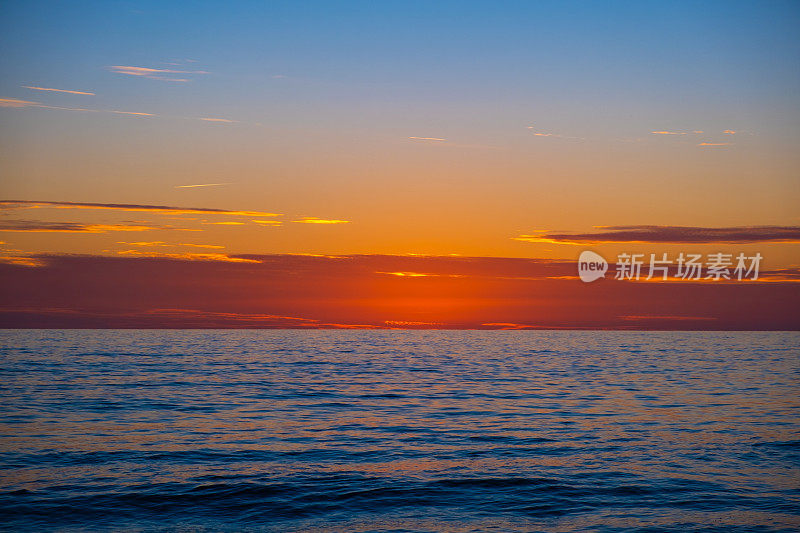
378, 271, 430, 277
723, 130, 737, 134
650, 130, 704, 135
109, 110, 155, 116
4, 95, 236, 125
481, 322, 535, 330
197, 117, 237, 123
0, 97, 155, 117
113, 250, 256, 262
23, 86, 94, 96
0, 98, 40, 108
514, 225, 800, 244
0, 200, 281, 217
107, 65, 209, 82
292, 217, 350, 224
0, 221, 158, 233
174, 183, 231, 188
376, 271, 464, 278
117, 241, 224, 249
698, 142, 731, 147
0, 255, 47, 267
526, 126, 583, 140
408, 136, 504, 150
526, 126, 558, 137
252, 219, 283, 226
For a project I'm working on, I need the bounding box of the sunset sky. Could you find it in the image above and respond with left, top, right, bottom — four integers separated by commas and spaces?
1, 1, 799, 328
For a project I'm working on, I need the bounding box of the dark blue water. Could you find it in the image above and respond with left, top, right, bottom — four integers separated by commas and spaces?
0, 330, 798, 532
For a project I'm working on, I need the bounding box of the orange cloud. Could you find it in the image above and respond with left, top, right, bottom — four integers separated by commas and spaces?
292, 217, 350, 224
698, 142, 731, 147
0, 255, 46, 267
175, 183, 232, 188
109, 110, 155, 116
481, 322, 534, 329
0, 98, 39, 108
526, 127, 559, 137
0, 221, 158, 233
0, 98, 156, 117
23, 86, 94, 96
114, 250, 257, 262
376, 271, 464, 278
117, 241, 224, 249
107, 65, 209, 82
408, 136, 446, 141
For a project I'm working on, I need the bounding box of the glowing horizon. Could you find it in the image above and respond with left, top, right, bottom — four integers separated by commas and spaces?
1, 1, 798, 328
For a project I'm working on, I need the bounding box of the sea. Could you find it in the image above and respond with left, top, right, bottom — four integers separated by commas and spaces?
0, 330, 798, 532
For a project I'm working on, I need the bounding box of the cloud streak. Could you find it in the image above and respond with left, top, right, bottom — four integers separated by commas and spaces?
526, 126, 583, 140
0, 221, 159, 233
0, 97, 156, 117
23, 86, 95, 96
116, 241, 224, 249
0, 98, 40, 108
3, 96, 237, 125
650, 130, 703, 135
514, 225, 800, 244
174, 183, 232, 188
292, 217, 350, 224
197, 117, 237, 123
0, 200, 281, 218
107, 65, 209, 82
113, 250, 257, 262
526, 127, 559, 137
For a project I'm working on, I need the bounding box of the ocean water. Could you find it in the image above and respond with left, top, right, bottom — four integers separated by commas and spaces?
0, 330, 798, 532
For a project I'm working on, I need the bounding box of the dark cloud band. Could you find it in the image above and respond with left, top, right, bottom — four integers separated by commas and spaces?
518, 225, 800, 244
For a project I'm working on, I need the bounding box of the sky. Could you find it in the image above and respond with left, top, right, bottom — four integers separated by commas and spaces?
1, 1, 799, 328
